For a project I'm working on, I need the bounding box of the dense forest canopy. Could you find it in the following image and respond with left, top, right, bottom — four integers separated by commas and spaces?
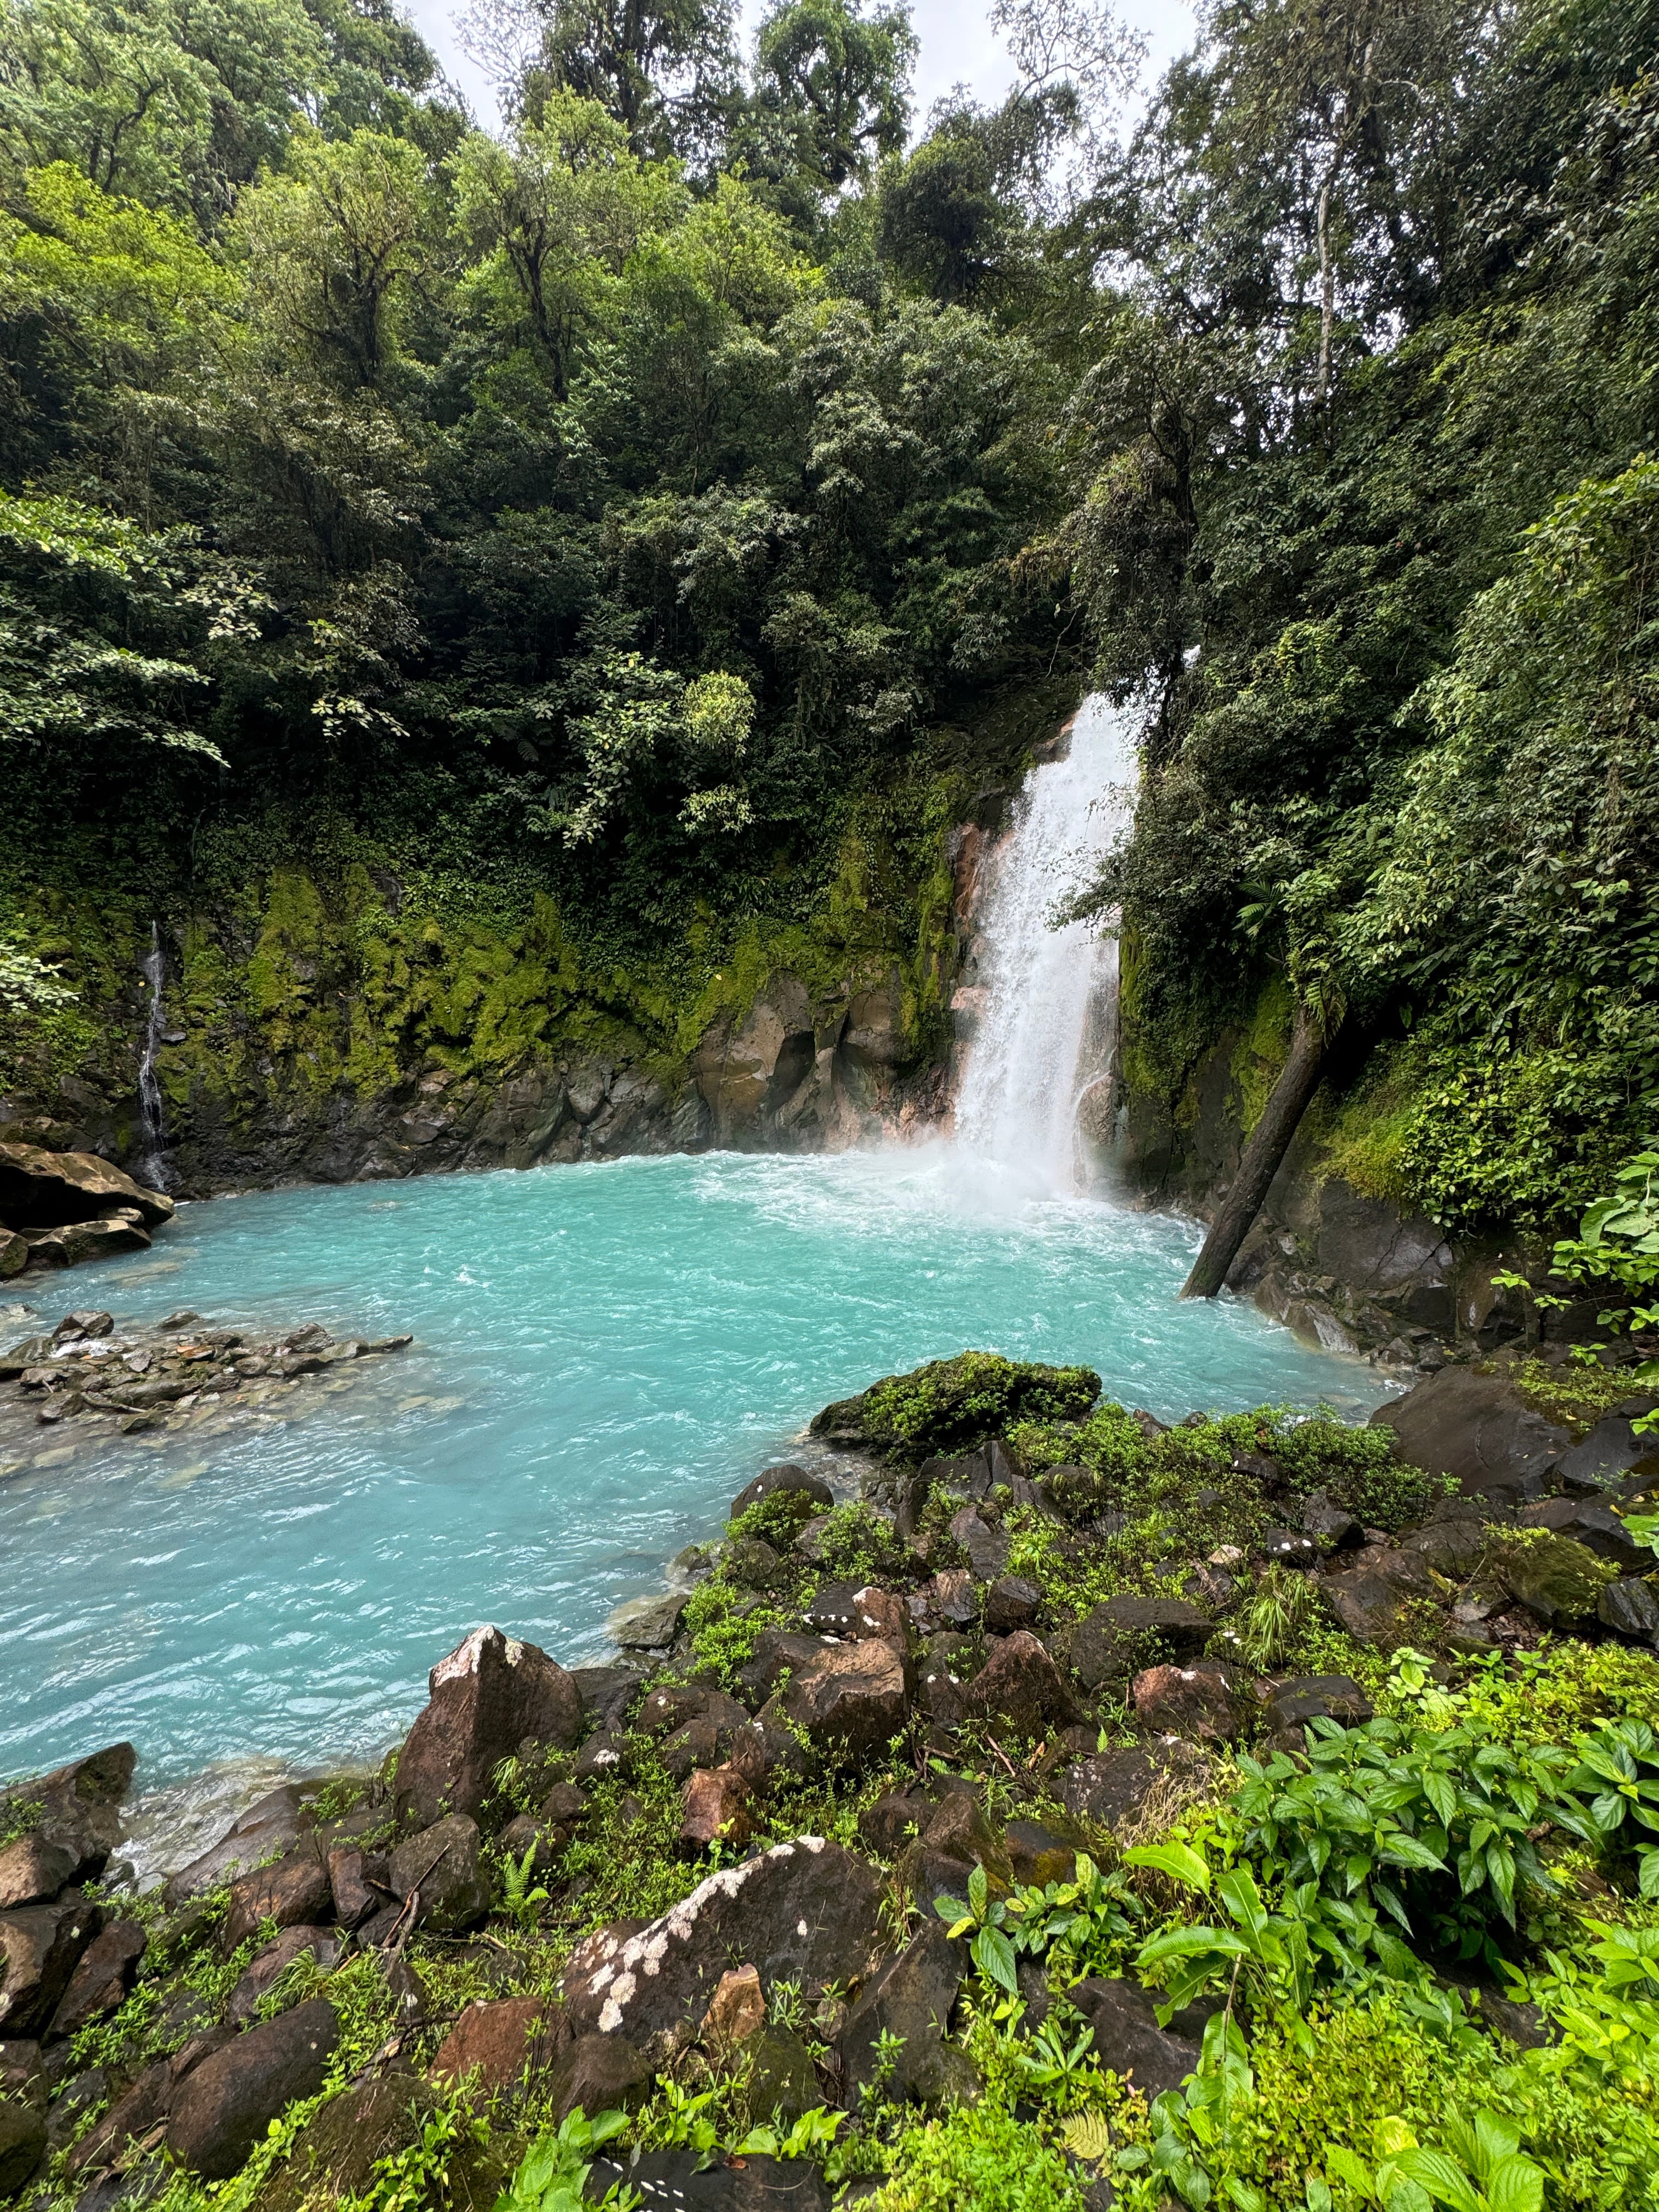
0, 0, 1655, 1233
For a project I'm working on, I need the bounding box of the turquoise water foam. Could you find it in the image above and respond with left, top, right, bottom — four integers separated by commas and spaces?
0, 1147, 1394, 1786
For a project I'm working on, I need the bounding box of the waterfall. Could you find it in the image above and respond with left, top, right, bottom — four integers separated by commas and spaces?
953, 696, 1139, 1195
137, 922, 170, 1189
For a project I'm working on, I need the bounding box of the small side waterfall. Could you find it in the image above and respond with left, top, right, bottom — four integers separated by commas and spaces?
953, 696, 1138, 1194
137, 923, 170, 1189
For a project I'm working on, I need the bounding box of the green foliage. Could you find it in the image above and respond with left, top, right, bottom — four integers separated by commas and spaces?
866, 2094, 1087, 2211
493, 2108, 635, 2212
680, 1575, 789, 1690
800, 1501, 912, 1584
1232, 1562, 1326, 1673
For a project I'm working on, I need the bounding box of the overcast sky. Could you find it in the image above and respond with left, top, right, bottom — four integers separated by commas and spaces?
407, 0, 1199, 134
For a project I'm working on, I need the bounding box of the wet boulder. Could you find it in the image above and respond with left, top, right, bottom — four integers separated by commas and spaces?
0, 2096, 45, 2197
396, 1626, 582, 1829
222, 1851, 332, 1951
560, 1839, 883, 2042
730, 1465, 833, 1520
1370, 1367, 1567, 1504
983, 1577, 1042, 1632
0, 1899, 104, 2038
965, 1632, 1075, 1737
1599, 1577, 1659, 1645
1262, 1675, 1374, 1750
545, 2033, 651, 2126
387, 1815, 490, 1934
0, 1838, 78, 1912
767, 1641, 909, 1762
432, 1998, 567, 2097
584, 2148, 831, 2209
0, 1145, 173, 1229
240, 2070, 437, 2212
737, 1630, 826, 1711
1519, 1497, 1646, 1572
742, 2026, 821, 2123
1301, 1492, 1366, 1551
1495, 1535, 1614, 1628
1069, 1977, 1204, 2104
0, 1745, 135, 1892
224, 1927, 336, 2024
1068, 1596, 1211, 1689
1319, 1549, 1443, 1645
608, 1593, 688, 1651
163, 1783, 314, 1907
949, 1505, 1011, 1581
165, 2000, 338, 2179
681, 1767, 752, 1850
47, 1919, 146, 2040
1131, 1663, 1254, 1743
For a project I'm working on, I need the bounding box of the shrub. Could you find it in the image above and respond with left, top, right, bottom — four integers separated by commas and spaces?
867, 2096, 1087, 2211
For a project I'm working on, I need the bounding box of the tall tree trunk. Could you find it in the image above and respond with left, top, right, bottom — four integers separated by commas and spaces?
1180, 1008, 1334, 1300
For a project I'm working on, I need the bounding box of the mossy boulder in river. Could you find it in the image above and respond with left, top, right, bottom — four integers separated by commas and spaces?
811, 1350, 1101, 1460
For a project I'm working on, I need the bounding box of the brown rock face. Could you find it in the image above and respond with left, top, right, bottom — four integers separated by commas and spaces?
770, 1641, 910, 1760
560, 1839, 883, 2043
395, 1626, 583, 1829
840, 1922, 969, 2110
0, 1145, 174, 1228
166, 2000, 338, 2179
1130, 1662, 1254, 1743
0, 1900, 105, 2038
47, 1919, 146, 2040
703, 1966, 766, 2049
222, 1853, 333, 1951
681, 1766, 752, 1849
0, 1836, 78, 1912
965, 1632, 1075, 1737
431, 1998, 565, 2096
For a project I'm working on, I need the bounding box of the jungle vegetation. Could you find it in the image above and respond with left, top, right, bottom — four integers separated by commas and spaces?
0, 0, 1654, 1228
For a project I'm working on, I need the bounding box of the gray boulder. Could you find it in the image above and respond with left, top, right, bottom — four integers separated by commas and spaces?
839, 1921, 968, 2109
1069, 1596, 1210, 1689
1370, 1368, 1567, 1503
0, 1899, 104, 2038
387, 1815, 490, 1933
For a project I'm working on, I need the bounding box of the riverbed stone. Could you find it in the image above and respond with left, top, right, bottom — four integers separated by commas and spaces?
1519, 1496, 1646, 1570
560, 1839, 883, 2042
983, 1576, 1042, 1631
1496, 1535, 1614, 1627
737, 1630, 831, 1709
1319, 1549, 1443, 1644
243, 2070, 438, 2212
163, 1784, 313, 1906
840, 1920, 969, 2111
166, 1999, 338, 2179
681, 1766, 752, 1849
395, 1626, 583, 1829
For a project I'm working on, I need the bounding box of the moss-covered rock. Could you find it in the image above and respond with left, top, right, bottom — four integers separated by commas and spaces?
811, 1351, 1102, 1461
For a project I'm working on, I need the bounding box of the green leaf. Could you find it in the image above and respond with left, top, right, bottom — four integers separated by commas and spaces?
1394, 2146, 1485, 2212
968, 1861, 989, 1918
1124, 1842, 1212, 1894
1482, 2155, 1544, 2212
972, 1923, 1019, 1995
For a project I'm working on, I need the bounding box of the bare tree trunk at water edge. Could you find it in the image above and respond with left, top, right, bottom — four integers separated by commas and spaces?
1180, 1009, 1334, 1300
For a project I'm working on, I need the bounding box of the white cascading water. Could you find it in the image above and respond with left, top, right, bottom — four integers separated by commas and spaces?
953, 695, 1139, 1195
137, 922, 170, 1189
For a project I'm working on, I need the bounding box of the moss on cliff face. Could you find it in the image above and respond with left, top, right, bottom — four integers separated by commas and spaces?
0, 765, 972, 1175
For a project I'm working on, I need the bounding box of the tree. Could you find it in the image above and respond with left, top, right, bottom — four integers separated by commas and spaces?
454, 93, 678, 397
747, 0, 915, 195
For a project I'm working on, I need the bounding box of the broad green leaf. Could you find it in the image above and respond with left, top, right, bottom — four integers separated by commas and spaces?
1124, 1841, 1212, 1894
1393, 2146, 1484, 2212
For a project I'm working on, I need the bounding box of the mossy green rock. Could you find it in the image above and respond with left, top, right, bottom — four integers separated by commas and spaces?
811, 1351, 1101, 1461
1496, 1534, 1617, 1626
